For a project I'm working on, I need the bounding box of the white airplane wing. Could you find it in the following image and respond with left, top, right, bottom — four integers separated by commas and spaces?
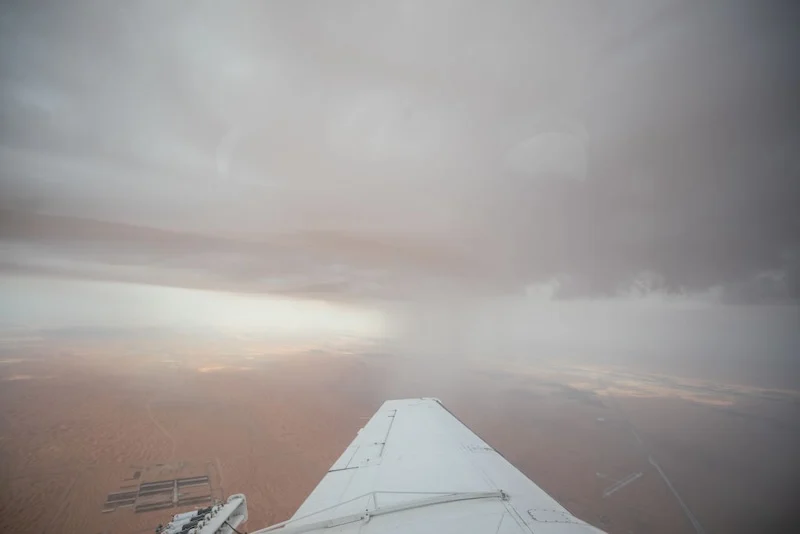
253, 398, 606, 534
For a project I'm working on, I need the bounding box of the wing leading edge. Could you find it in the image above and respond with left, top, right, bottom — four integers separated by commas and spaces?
253, 398, 606, 534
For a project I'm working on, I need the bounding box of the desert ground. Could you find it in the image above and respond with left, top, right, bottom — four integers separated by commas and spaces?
0, 332, 798, 534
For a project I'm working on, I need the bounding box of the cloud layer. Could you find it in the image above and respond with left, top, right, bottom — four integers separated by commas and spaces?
1, 0, 798, 302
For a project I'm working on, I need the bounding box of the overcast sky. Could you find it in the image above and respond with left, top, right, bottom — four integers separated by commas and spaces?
1, 0, 798, 305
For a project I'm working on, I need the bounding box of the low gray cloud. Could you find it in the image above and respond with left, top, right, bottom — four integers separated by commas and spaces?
1, 0, 798, 302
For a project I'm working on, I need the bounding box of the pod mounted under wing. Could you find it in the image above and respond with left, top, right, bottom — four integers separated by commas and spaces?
251, 397, 607, 534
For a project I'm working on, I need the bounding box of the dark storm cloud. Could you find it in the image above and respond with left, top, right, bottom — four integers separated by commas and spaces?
1, 0, 798, 302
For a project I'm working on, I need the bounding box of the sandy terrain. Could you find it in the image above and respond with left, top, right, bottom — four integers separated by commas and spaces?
0, 334, 798, 533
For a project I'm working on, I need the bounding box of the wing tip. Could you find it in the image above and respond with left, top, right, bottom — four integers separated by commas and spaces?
380, 397, 443, 410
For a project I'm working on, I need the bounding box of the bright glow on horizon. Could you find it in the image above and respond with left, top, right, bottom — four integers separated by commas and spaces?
0, 275, 386, 338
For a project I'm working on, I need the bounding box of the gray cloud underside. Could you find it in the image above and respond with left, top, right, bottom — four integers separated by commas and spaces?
1, 1, 798, 302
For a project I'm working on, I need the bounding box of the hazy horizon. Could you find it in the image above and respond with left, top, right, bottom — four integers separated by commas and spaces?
0, 4, 798, 531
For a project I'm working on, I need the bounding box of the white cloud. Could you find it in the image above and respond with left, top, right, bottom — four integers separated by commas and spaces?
504, 131, 587, 180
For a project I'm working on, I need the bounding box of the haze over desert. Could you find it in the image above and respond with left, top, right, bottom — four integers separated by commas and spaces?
2, 1, 799, 533
1, 328, 797, 534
